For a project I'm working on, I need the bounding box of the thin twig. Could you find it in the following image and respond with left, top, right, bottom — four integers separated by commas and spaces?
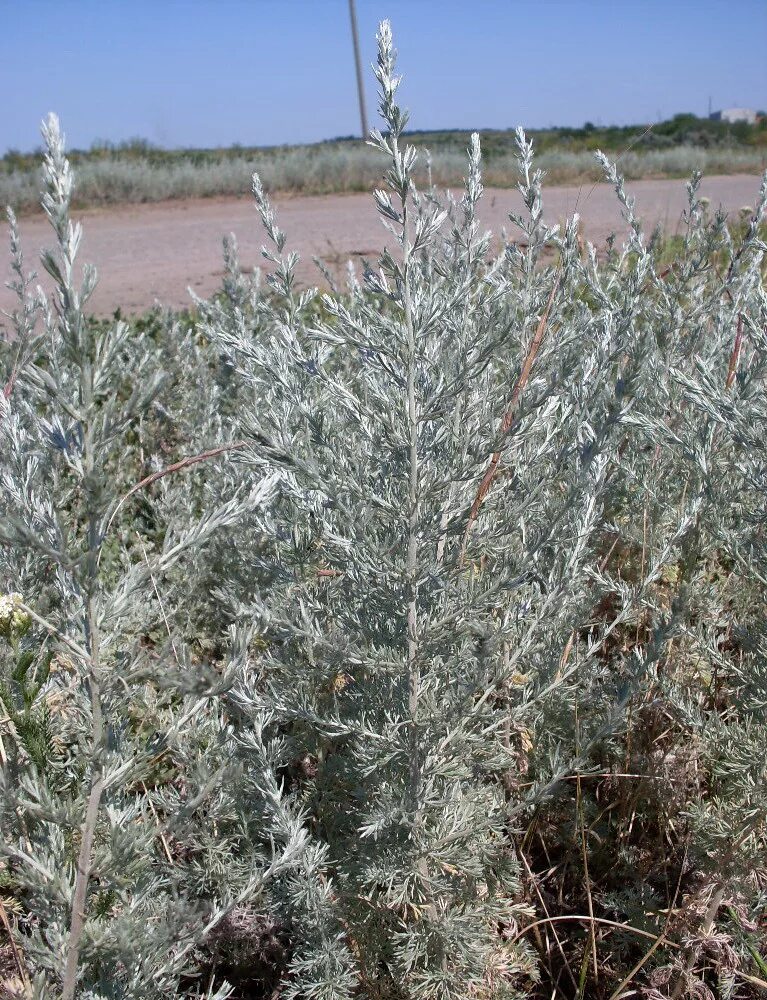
461, 272, 560, 561
516, 846, 580, 994
104, 440, 247, 537
577, 773, 599, 987
135, 531, 180, 666
2, 325, 28, 406
61, 595, 105, 1000
670, 884, 726, 1000
141, 781, 174, 865
3, 362, 20, 401
725, 313, 744, 390
605, 844, 687, 1000
17, 601, 91, 664
557, 530, 621, 678
0, 896, 31, 995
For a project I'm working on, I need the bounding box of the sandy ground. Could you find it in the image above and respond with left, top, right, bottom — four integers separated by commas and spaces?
0, 174, 762, 319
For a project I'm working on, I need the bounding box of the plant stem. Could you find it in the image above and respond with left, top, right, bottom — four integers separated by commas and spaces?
400, 166, 421, 819
62, 371, 106, 1000
61, 596, 104, 1000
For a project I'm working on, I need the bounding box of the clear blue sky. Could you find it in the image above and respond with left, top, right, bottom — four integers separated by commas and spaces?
2, 0, 766, 154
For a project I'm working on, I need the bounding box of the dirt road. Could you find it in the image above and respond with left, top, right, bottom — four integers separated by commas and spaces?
1, 174, 762, 318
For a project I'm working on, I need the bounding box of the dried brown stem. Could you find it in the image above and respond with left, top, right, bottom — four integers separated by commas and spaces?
725, 313, 744, 390
0, 897, 30, 995
461, 273, 560, 562
105, 440, 247, 536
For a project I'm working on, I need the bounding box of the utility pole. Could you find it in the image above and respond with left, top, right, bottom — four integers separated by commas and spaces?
348, 0, 369, 139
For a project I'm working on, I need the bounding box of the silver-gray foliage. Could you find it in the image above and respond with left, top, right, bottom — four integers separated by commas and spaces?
1, 20, 766, 1000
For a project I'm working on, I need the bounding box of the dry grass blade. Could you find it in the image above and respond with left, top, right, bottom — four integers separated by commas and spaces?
733, 968, 767, 991
507, 914, 681, 950
577, 773, 599, 990
574, 121, 657, 214
604, 846, 687, 1000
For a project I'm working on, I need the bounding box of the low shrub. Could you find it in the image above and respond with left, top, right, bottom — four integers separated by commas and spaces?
1, 144, 764, 218
1, 21, 766, 1000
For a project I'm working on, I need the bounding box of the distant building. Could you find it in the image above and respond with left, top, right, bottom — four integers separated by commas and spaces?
709, 108, 758, 125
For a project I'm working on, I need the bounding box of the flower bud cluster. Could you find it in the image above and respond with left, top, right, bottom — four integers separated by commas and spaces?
0, 592, 31, 641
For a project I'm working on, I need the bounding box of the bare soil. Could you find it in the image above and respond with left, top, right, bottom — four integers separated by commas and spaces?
1, 174, 762, 318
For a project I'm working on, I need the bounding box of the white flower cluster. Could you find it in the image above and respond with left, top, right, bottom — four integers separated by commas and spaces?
0, 592, 31, 640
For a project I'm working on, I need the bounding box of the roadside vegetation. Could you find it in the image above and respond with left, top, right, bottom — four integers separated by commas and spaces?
2, 112, 765, 215
1, 23, 766, 1000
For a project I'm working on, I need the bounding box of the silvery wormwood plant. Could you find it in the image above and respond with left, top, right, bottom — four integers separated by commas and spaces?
622, 174, 767, 997
195, 20, 767, 1000
1, 18, 766, 1000
0, 115, 315, 1000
